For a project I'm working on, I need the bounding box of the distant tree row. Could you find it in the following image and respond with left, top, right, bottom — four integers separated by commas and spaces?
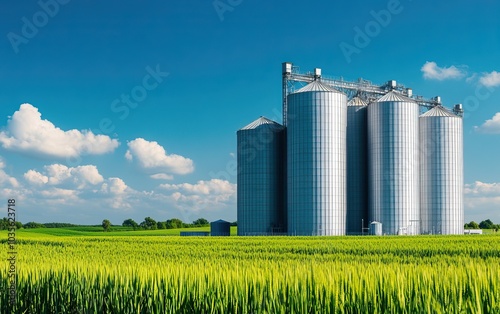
1, 217, 235, 231
119, 217, 211, 231
464, 219, 499, 231
21, 222, 77, 229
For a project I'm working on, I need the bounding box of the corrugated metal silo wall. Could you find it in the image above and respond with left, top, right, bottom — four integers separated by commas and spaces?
346, 105, 368, 234
368, 98, 420, 235
211, 221, 231, 236
287, 90, 347, 235
420, 114, 464, 234
237, 126, 286, 235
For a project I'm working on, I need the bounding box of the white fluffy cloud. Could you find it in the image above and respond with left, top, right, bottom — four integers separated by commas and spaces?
474, 112, 500, 134
465, 181, 500, 223
465, 181, 500, 196
161, 179, 235, 195
160, 179, 236, 212
23, 163, 136, 211
40, 188, 79, 200
100, 177, 133, 209
479, 71, 500, 87
24, 170, 49, 185
3, 154, 234, 224
421, 61, 465, 80
24, 164, 104, 189
0, 156, 19, 188
0, 104, 119, 158
125, 138, 194, 175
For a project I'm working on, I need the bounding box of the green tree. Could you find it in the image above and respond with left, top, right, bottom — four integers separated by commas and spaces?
479, 219, 495, 229
44, 222, 76, 228
23, 221, 45, 229
140, 217, 157, 230
102, 219, 111, 232
166, 218, 183, 229
157, 221, 166, 229
122, 218, 139, 230
193, 218, 209, 226
465, 221, 479, 229
15, 221, 22, 229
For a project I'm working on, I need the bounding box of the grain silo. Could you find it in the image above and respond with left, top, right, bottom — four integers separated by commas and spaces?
287, 80, 347, 236
420, 106, 464, 234
368, 91, 420, 235
237, 117, 286, 235
346, 97, 368, 235
211, 219, 231, 236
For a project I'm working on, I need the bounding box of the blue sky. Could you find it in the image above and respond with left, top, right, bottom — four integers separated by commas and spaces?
0, 0, 499, 225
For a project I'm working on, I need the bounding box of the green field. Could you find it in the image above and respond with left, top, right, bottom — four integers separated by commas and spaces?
1, 229, 499, 313
9, 226, 237, 237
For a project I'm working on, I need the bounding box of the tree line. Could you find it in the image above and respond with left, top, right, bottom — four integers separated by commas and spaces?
464, 219, 499, 231
103, 217, 213, 232
0, 217, 237, 230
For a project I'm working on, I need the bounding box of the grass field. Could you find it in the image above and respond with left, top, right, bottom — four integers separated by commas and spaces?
1, 229, 499, 313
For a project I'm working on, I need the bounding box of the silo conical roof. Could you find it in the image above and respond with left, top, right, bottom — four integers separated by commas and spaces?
211, 219, 229, 223
239, 116, 284, 131
375, 91, 415, 103
347, 97, 368, 106
293, 80, 343, 94
420, 105, 457, 117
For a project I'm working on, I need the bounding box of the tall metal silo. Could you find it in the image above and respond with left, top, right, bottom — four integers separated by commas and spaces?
237, 116, 286, 235
420, 106, 463, 235
368, 91, 420, 235
287, 80, 347, 236
346, 97, 368, 235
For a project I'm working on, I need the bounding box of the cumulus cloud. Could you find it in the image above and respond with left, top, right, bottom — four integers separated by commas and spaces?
23, 162, 135, 211
474, 112, 500, 134
100, 177, 134, 209
40, 188, 79, 200
125, 138, 194, 175
0, 103, 119, 158
0, 156, 19, 188
24, 170, 49, 185
421, 61, 465, 80
465, 181, 500, 196
161, 179, 235, 195
159, 179, 236, 212
479, 71, 500, 87
24, 164, 104, 189
464, 181, 500, 223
